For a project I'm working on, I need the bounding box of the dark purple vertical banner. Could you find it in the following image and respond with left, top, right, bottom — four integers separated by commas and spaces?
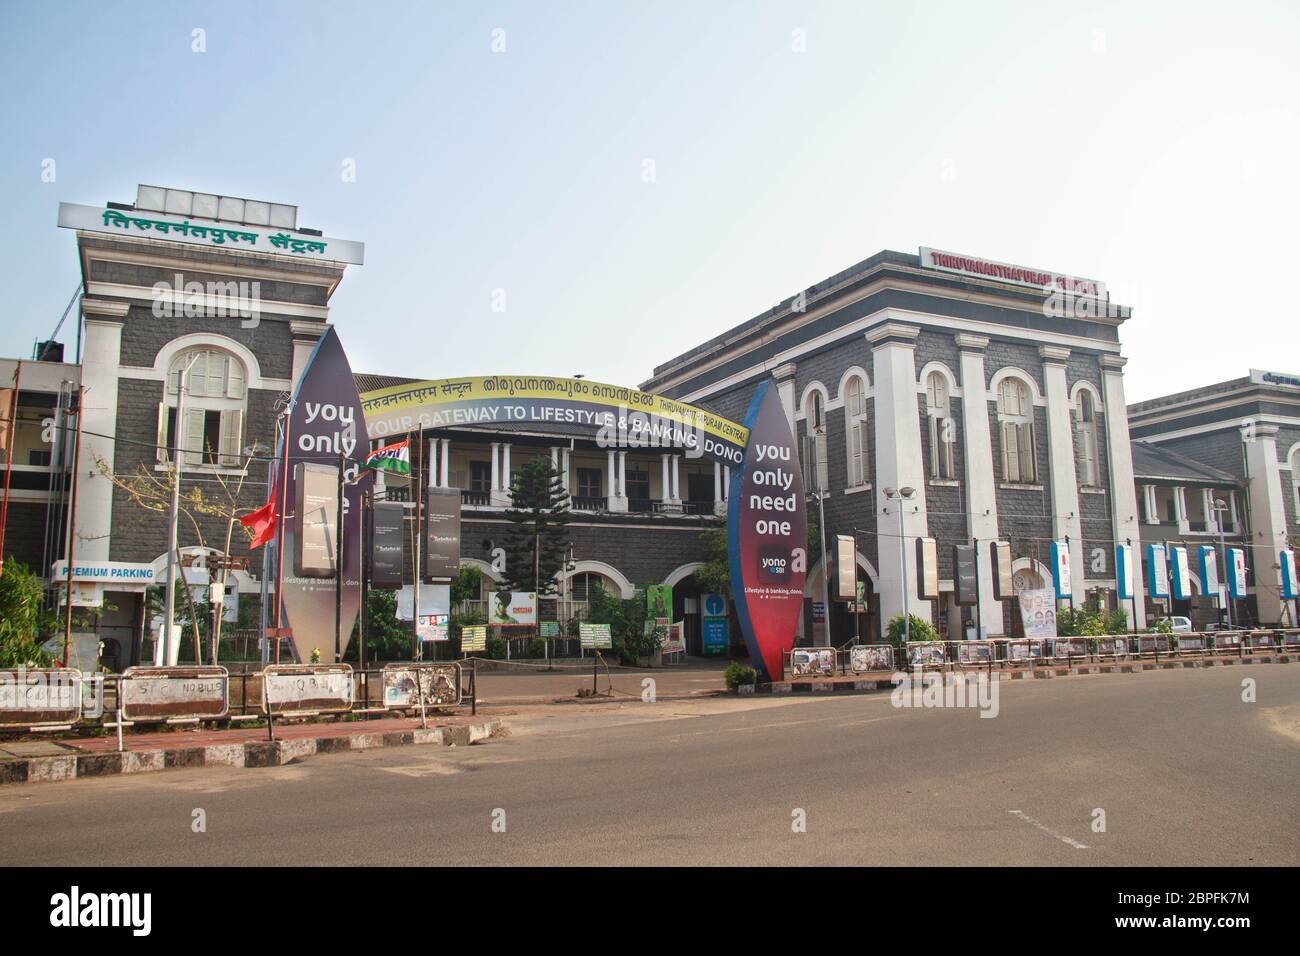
278, 327, 371, 663
727, 380, 807, 682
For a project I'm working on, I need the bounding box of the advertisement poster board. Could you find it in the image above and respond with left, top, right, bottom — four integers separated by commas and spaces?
1147, 543, 1170, 599
370, 500, 406, 588
417, 613, 449, 642
1018, 588, 1058, 638
294, 462, 339, 578
1050, 540, 1072, 600
460, 625, 488, 653
701, 593, 729, 655
423, 487, 462, 582
490, 590, 537, 626
907, 642, 947, 667
790, 647, 835, 676
579, 623, 613, 650
849, 644, 893, 672
646, 584, 673, 621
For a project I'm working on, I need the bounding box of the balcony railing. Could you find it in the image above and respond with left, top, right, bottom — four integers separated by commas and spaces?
571, 495, 606, 512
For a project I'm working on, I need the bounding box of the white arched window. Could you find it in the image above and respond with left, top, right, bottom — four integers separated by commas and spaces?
997, 376, 1036, 483
1291, 446, 1300, 514
844, 376, 869, 487
1075, 389, 1099, 486
925, 371, 955, 480
802, 390, 828, 492
158, 346, 247, 467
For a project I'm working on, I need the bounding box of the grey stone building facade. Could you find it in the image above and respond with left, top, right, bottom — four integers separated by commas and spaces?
1128, 371, 1300, 625
641, 248, 1146, 641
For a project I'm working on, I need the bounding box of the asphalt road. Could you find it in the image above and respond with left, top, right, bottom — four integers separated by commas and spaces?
1, 665, 1295, 865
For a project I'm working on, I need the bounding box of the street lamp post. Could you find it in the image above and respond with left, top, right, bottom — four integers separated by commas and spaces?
884, 487, 916, 646
806, 425, 832, 647
160, 354, 201, 667
1212, 498, 1233, 629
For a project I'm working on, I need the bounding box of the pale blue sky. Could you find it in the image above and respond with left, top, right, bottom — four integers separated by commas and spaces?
2, 0, 1296, 401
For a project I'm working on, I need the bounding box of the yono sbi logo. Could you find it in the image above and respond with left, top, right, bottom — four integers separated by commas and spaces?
49, 886, 151, 937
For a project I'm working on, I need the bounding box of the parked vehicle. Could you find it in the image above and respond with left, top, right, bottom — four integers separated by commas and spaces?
1159, 616, 1193, 632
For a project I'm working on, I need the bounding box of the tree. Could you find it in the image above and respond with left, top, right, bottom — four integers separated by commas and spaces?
501, 455, 570, 594
0, 560, 55, 667
694, 526, 730, 595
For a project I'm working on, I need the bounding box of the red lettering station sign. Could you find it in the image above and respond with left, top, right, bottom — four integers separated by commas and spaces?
919, 246, 1107, 299
727, 380, 807, 682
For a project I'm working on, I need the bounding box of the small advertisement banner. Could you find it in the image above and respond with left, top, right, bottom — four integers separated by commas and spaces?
1115, 543, 1134, 601
579, 623, 613, 650
1051, 638, 1088, 658
1227, 548, 1248, 599
835, 534, 857, 600
460, 625, 488, 653
1147, 543, 1170, 599
490, 590, 537, 626
382, 662, 460, 708
849, 644, 894, 672
1281, 549, 1298, 600
953, 545, 978, 605
907, 642, 947, 667
1170, 546, 1192, 601
1198, 546, 1220, 605
294, 462, 340, 578
1017, 588, 1059, 638
646, 584, 673, 620
539, 621, 560, 638
1049, 541, 1072, 599
262, 664, 353, 715
790, 647, 835, 676
1096, 637, 1129, 658
956, 641, 993, 664
1008, 639, 1044, 661
0, 669, 82, 725
120, 666, 228, 721
701, 593, 729, 655
660, 621, 686, 654
417, 613, 449, 642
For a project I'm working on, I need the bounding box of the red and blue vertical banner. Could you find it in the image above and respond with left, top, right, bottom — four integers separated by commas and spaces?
1049, 540, 1072, 600
1147, 543, 1170, 599
1170, 545, 1192, 600
1227, 547, 1248, 600
728, 380, 807, 682
1280, 549, 1298, 600
1197, 545, 1220, 602
1115, 543, 1135, 601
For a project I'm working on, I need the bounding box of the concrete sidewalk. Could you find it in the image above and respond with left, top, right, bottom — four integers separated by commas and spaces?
0, 713, 504, 787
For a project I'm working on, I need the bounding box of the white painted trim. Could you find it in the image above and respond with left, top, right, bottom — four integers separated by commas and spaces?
1069, 379, 1104, 414
917, 360, 961, 399
835, 365, 872, 403
1134, 414, 1300, 444
122, 364, 293, 392
988, 366, 1047, 410
83, 281, 331, 321
569, 560, 636, 599
149, 333, 274, 390
674, 304, 1122, 404
799, 380, 831, 425
662, 562, 706, 587
460, 557, 502, 583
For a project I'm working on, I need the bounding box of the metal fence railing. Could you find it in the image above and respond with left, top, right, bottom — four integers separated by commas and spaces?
785, 629, 1300, 678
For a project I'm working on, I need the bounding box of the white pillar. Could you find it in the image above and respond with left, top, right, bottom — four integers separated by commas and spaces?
671, 454, 681, 502
489, 442, 500, 491
1203, 487, 1218, 533
439, 438, 450, 487
560, 448, 570, 494
773, 362, 798, 436
1228, 491, 1240, 532
956, 334, 1003, 636
1099, 355, 1145, 626
1040, 347, 1084, 596
75, 305, 127, 611
606, 449, 617, 509
618, 451, 627, 495
723, 465, 730, 499
426, 438, 436, 488
661, 454, 671, 507
501, 442, 512, 491
1144, 484, 1159, 524
371, 439, 387, 496
712, 461, 726, 516
1244, 423, 1289, 623
1175, 486, 1190, 532
867, 323, 931, 627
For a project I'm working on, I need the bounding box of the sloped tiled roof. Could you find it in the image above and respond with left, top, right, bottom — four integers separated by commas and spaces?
1130, 440, 1238, 483
354, 372, 419, 394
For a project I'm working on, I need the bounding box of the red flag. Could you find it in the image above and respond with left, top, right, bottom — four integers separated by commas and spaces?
240, 489, 278, 550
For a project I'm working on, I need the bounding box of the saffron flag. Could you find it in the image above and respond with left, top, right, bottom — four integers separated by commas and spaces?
366, 439, 411, 474
240, 490, 277, 550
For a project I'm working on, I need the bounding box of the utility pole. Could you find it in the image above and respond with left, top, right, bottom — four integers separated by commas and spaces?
62, 385, 85, 667
1213, 498, 1233, 629
161, 354, 200, 666
885, 487, 916, 646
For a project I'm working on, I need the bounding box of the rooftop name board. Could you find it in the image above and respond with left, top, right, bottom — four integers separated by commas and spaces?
919, 247, 1106, 299
57, 202, 365, 265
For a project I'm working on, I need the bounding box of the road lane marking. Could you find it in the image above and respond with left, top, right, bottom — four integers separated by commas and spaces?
1008, 809, 1089, 849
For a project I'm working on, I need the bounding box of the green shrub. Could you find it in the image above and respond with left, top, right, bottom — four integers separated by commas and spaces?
526, 637, 546, 658
886, 613, 938, 647
486, 634, 508, 660
0, 561, 54, 668
724, 661, 757, 689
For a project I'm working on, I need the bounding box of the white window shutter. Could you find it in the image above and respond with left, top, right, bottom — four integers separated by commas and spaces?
220, 409, 243, 466
226, 357, 246, 399
156, 402, 170, 463
1002, 422, 1017, 482
182, 408, 205, 466
1020, 422, 1036, 482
